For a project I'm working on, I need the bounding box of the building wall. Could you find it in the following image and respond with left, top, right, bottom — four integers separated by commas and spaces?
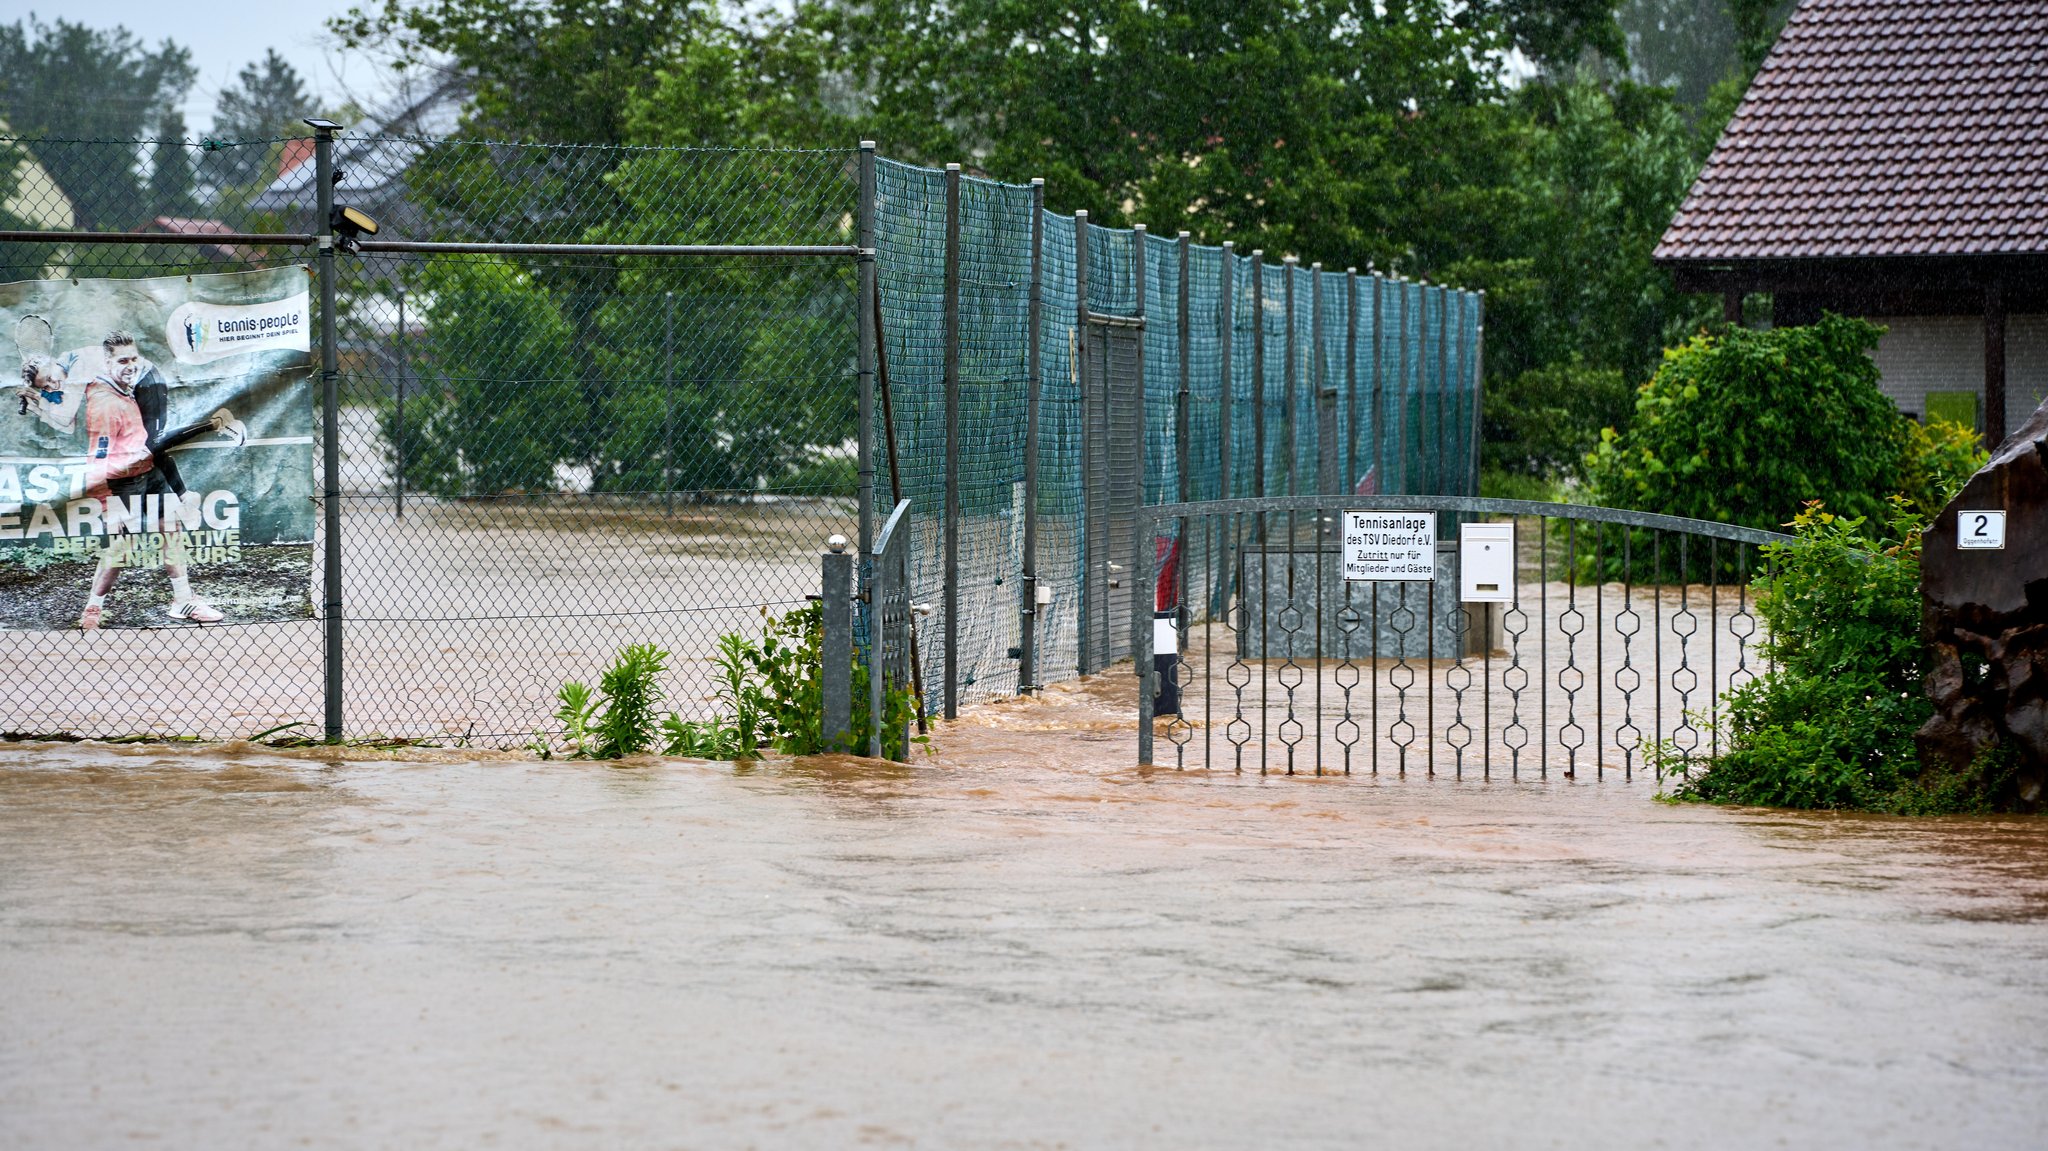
1868, 314, 2048, 438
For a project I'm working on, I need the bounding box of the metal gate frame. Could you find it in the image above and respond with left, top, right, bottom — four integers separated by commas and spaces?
1133, 494, 1792, 778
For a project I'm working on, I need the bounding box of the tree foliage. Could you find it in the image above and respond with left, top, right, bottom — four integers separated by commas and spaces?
1585, 315, 1907, 531
0, 16, 195, 228
207, 49, 315, 189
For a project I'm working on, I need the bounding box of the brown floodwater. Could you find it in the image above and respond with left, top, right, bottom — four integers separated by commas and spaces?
4, 679, 2048, 1149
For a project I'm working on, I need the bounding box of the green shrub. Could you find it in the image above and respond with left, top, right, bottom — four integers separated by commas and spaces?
554, 642, 670, 759
1663, 498, 2006, 813
545, 608, 924, 762
1899, 416, 1988, 518
1586, 315, 1905, 532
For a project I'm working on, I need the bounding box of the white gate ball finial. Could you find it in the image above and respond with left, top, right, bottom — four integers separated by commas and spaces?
826, 534, 848, 554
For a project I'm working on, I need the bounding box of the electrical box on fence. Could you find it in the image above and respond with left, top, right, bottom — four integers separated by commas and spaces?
1460, 522, 1515, 603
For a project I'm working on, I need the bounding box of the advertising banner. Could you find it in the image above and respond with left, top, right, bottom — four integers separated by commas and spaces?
2, 267, 315, 630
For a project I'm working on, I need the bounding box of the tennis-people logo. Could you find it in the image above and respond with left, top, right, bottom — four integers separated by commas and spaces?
165, 292, 311, 365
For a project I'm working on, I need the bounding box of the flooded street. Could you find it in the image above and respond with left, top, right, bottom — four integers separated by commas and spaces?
4, 683, 2048, 1148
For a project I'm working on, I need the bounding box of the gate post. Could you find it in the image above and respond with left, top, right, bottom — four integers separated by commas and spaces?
310, 117, 344, 744
821, 537, 853, 747
942, 164, 961, 719
1020, 177, 1044, 694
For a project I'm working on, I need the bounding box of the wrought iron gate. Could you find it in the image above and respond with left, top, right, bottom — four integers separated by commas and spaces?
1079, 318, 1145, 674
1134, 496, 1789, 780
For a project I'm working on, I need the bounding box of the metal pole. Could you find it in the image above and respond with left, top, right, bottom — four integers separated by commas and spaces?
822, 543, 852, 744
856, 143, 879, 747
1075, 210, 1092, 675
1251, 251, 1265, 499
1372, 272, 1384, 491
1425, 280, 1441, 495
1219, 242, 1235, 502
1472, 291, 1486, 498
1434, 283, 1448, 498
1133, 223, 1149, 676
663, 290, 674, 517
942, 163, 962, 720
856, 143, 877, 561
394, 284, 406, 520
1021, 178, 1045, 695
1283, 254, 1297, 496
1345, 268, 1358, 495
1177, 232, 1191, 507
311, 119, 343, 744
1314, 263, 1336, 497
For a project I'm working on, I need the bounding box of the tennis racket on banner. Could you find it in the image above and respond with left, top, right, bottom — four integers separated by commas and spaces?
15, 314, 52, 416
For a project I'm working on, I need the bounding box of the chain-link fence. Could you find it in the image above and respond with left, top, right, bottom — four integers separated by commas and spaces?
0, 129, 1480, 743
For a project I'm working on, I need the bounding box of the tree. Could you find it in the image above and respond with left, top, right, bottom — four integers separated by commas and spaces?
0, 17, 195, 228
208, 49, 314, 189
149, 110, 198, 217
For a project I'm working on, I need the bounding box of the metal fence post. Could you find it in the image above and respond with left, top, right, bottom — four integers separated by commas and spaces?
1020, 177, 1044, 695
1371, 272, 1384, 492
1074, 209, 1092, 675
1219, 242, 1234, 501
1434, 284, 1448, 497
1250, 251, 1265, 498
311, 118, 343, 744
822, 539, 852, 745
1177, 232, 1191, 507
1345, 268, 1358, 495
1283, 254, 1298, 495
394, 284, 406, 519
1472, 291, 1486, 497
1314, 263, 1336, 497
662, 289, 675, 516
942, 163, 962, 720
857, 142, 877, 563
1132, 223, 1148, 660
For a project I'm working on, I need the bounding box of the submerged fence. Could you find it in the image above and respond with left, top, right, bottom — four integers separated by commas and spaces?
0, 129, 1479, 744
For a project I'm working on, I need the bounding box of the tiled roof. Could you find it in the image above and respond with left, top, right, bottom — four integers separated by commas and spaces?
1655, 0, 2048, 262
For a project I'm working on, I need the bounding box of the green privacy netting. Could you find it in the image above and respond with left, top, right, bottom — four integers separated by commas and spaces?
873, 162, 1483, 708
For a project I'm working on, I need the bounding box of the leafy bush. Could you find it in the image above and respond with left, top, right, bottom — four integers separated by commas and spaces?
1586, 315, 1905, 532
1899, 416, 1988, 518
1662, 499, 2007, 813
544, 607, 924, 762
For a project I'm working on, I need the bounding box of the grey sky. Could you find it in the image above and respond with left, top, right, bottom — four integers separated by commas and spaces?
0, 1, 389, 130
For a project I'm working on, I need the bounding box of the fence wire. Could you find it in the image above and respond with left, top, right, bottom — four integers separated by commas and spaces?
1, 131, 1481, 741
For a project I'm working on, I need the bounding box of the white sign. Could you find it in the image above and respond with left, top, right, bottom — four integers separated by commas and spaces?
1153, 616, 1179, 655
164, 292, 312, 365
1460, 522, 1515, 602
1958, 510, 2006, 550
1343, 510, 1436, 581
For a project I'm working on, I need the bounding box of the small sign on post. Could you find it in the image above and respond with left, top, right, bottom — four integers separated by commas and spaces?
1342, 510, 1437, 581
1958, 510, 2007, 550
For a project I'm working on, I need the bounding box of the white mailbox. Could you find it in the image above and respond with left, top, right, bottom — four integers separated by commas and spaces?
1460, 522, 1515, 603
